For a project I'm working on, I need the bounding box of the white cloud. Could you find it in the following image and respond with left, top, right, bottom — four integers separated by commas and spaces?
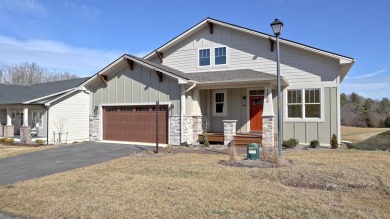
64, 1, 100, 20
0, 0, 46, 15
0, 35, 123, 76
341, 80, 390, 100
353, 69, 387, 79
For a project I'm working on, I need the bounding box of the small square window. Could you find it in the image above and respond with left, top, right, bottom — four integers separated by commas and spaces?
199, 49, 210, 66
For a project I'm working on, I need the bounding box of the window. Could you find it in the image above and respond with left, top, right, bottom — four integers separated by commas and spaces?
213, 90, 227, 116
199, 49, 210, 66
215, 47, 226, 65
32, 111, 43, 129
287, 89, 321, 119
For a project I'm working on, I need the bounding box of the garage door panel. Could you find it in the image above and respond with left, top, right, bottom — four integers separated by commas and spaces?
103, 105, 168, 144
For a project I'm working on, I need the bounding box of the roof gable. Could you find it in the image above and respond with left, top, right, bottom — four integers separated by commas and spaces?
144, 17, 354, 63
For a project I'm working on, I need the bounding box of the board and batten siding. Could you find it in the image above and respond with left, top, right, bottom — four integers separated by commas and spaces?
157, 25, 340, 86
284, 87, 337, 144
48, 91, 90, 143
90, 64, 181, 116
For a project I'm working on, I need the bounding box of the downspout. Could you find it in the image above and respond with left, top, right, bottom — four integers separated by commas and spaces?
180, 81, 197, 144
43, 105, 49, 145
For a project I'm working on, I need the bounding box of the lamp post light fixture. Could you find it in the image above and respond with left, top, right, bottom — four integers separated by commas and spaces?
270, 18, 284, 159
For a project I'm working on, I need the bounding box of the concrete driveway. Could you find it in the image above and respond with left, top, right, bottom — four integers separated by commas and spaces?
0, 142, 144, 186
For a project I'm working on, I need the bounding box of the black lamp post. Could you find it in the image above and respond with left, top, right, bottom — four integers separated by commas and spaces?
270, 18, 284, 159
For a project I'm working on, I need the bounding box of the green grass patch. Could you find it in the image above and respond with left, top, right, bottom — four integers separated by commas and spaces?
347, 130, 390, 150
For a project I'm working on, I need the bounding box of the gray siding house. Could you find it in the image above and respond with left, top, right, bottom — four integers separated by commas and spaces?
82, 18, 354, 146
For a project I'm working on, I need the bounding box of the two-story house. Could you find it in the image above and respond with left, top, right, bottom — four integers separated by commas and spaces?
81, 18, 355, 147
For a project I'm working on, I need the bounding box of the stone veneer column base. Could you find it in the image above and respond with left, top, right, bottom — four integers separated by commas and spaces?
169, 116, 181, 146
223, 120, 237, 146
89, 116, 100, 142
3, 125, 14, 138
192, 116, 203, 145
0, 124, 3, 137
262, 116, 275, 147
20, 126, 32, 144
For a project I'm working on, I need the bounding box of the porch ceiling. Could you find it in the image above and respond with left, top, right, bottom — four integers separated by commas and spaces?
186, 69, 288, 86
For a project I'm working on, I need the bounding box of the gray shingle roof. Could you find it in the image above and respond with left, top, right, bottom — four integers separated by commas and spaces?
186, 69, 286, 83
0, 77, 89, 105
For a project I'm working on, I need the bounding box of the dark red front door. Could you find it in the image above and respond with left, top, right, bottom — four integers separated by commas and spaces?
250, 96, 264, 131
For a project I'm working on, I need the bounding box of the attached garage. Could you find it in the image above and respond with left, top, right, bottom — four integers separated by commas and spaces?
102, 105, 168, 144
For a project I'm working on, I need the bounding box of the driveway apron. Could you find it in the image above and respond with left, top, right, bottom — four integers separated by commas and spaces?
0, 142, 142, 185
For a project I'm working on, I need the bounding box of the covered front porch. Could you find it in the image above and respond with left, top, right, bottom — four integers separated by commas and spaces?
0, 105, 47, 143
181, 70, 288, 147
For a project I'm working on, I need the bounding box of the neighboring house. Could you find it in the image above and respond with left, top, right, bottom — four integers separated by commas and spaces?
0, 78, 89, 143
81, 18, 355, 147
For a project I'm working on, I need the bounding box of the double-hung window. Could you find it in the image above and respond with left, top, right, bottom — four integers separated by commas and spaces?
214, 47, 226, 65
32, 111, 43, 129
213, 90, 227, 116
199, 48, 210, 66
287, 89, 321, 119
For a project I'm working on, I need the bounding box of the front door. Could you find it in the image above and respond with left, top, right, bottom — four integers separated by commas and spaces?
250, 96, 263, 131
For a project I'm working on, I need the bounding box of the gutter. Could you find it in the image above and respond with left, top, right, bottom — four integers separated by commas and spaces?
180, 81, 197, 144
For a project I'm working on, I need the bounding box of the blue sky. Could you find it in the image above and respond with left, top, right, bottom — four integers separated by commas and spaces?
0, 0, 389, 100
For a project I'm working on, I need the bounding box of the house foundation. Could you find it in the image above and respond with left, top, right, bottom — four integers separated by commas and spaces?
169, 115, 181, 145
262, 116, 275, 147
0, 124, 3, 137
3, 125, 14, 138
223, 120, 237, 146
20, 126, 32, 144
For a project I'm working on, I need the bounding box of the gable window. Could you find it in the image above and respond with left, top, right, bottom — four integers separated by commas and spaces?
199, 48, 210, 66
213, 90, 227, 116
215, 47, 226, 65
287, 89, 321, 119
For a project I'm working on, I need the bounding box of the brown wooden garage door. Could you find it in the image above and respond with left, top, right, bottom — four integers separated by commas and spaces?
102, 105, 168, 144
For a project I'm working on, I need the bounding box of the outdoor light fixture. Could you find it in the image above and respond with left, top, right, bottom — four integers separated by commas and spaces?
270, 18, 284, 159
242, 96, 246, 106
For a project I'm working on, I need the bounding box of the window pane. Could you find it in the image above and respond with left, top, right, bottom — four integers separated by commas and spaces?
288, 105, 302, 118
215, 93, 224, 103
216, 103, 224, 113
305, 89, 320, 103
288, 90, 302, 103
215, 47, 226, 65
305, 104, 320, 118
199, 49, 210, 66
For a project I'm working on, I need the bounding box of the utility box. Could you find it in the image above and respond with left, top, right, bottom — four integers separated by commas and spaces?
247, 143, 259, 160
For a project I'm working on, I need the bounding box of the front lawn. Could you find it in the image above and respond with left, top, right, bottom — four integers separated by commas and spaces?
0, 149, 389, 218
0, 144, 54, 159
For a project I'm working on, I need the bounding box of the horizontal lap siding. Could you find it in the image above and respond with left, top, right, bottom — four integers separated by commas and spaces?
49, 91, 90, 143
91, 64, 181, 116
161, 25, 339, 84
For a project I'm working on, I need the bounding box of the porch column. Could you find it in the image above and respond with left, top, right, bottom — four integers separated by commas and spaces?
192, 88, 204, 145
4, 108, 14, 137
23, 108, 28, 126
262, 86, 275, 148
20, 107, 31, 144
6, 108, 12, 126
223, 120, 237, 146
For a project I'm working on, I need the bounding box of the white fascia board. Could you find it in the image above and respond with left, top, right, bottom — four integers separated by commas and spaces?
23, 88, 74, 104
43, 89, 77, 106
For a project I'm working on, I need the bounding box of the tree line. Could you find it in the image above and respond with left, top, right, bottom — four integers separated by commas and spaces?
341, 92, 390, 128
0, 62, 78, 86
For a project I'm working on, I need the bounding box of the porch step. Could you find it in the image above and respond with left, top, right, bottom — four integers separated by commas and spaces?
198, 133, 224, 143
233, 133, 262, 147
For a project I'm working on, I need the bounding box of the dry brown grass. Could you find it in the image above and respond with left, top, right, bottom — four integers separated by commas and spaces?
0, 150, 389, 219
341, 126, 390, 143
0, 144, 54, 159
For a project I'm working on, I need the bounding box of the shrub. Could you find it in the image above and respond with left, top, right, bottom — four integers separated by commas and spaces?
35, 139, 44, 145
282, 138, 299, 149
384, 116, 390, 127
4, 138, 14, 144
0, 137, 5, 143
309, 140, 320, 148
330, 134, 338, 149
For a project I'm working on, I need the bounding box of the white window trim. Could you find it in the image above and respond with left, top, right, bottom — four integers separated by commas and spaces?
212, 89, 227, 116
284, 87, 324, 122
31, 110, 44, 130
214, 46, 228, 66
197, 48, 211, 67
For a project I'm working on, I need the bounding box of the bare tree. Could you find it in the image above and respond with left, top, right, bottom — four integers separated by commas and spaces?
0, 62, 78, 85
